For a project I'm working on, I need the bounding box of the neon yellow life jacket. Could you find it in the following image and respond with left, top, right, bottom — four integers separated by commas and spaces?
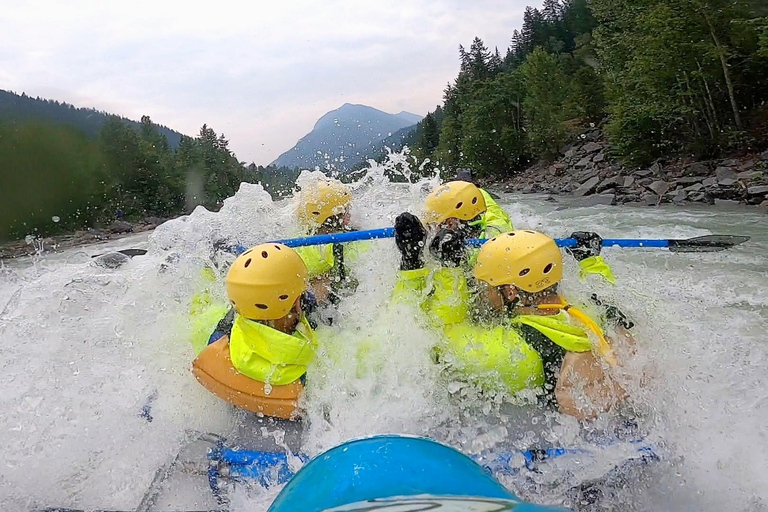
229, 314, 318, 386
532, 299, 616, 364
295, 241, 370, 278
511, 313, 593, 353
441, 322, 545, 394
393, 266, 545, 395
479, 189, 514, 238
294, 244, 335, 277
189, 266, 229, 354
463, 189, 514, 266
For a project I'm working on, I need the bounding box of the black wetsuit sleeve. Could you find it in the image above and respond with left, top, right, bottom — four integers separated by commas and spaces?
520, 324, 566, 408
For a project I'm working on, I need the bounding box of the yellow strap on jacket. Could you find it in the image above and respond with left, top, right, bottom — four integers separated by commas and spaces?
534, 299, 617, 364
229, 314, 318, 385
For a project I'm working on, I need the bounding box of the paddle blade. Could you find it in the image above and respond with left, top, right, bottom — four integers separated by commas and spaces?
668, 235, 750, 252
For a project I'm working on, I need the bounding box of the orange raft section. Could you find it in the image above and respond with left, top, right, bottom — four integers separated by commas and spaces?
192, 336, 303, 420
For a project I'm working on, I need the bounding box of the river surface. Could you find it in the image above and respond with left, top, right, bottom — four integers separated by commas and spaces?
1, 160, 767, 512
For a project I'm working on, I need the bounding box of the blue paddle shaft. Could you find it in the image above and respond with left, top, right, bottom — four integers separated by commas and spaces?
275, 227, 395, 247
234, 228, 672, 252
213, 441, 657, 480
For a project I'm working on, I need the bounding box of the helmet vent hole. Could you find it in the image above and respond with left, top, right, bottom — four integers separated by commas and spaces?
274, 245, 281, 250
525, 230, 535, 234
279, 294, 289, 300
472, 197, 478, 204
244, 258, 252, 268
312, 211, 321, 216
261, 251, 269, 258
519, 268, 530, 277
507, 232, 515, 237
455, 201, 463, 209
543, 263, 553, 274
255, 304, 269, 310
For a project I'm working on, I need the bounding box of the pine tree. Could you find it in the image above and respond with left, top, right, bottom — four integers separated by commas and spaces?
542, 0, 562, 22
521, 48, 569, 158
489, 47, 504, 74
468, 37, 491, 80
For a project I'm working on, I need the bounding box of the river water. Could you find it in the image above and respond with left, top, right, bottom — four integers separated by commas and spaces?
1, 159, 767, 512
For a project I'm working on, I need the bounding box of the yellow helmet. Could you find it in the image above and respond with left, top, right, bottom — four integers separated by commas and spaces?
225, 243, 308, 320
423, 181, 487, 224
297, 179, 352, 229
473, 230, 563, 293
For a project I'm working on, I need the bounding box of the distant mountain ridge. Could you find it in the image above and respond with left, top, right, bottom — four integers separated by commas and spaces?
271, 103, 422, 171
0, 89, 185, 148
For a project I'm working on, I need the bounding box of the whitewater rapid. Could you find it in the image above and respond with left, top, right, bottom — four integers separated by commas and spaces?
1, 157, 767, 512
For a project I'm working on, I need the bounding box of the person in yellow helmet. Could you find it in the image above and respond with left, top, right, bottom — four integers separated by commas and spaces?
393, 216, 633, 420
423, 179, 616, 283
455, 168, 514, 238
294, 179, 365, 309
192, 243, 318, 419
423, 180, 511, 241
472, 230, 633, 419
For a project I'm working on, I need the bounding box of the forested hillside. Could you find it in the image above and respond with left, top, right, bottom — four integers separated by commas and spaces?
0, 116, 250, 240
399, 0, 768, 178
0, 90, 183, 148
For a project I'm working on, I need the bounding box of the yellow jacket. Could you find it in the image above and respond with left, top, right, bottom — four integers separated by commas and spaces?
479, 189, 514, 238
294, 241, 370, 278
229, 314, 318, 386
393, 266, 599, 396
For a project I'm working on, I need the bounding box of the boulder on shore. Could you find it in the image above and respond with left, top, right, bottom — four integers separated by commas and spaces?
573, 176, 601, 197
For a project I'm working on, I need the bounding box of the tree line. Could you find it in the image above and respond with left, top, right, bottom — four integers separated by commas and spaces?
401, 0, 768, 177
0, 90, 183, 147
0, 116, 299, 241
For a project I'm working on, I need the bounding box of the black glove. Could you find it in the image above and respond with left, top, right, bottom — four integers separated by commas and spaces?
394, 212, 427, 270
566, 231, 602, 261
429, 228, 467, 267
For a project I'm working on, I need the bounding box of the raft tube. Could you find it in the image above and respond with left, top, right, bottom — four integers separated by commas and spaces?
192, 336, 302, 420
268, 434, 568, 512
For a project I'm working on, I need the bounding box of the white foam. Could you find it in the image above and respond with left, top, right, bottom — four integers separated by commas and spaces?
1, 155, 766, 511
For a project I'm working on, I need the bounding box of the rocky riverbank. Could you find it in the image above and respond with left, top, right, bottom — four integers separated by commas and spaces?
0, 217, 168, 260
489, 125, 768, 211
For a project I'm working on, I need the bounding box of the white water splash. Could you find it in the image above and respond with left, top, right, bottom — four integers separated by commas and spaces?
1, 153, 767, 512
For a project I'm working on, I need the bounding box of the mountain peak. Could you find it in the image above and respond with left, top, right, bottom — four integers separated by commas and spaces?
273, 104, 422, 171
394, 111, 423, 125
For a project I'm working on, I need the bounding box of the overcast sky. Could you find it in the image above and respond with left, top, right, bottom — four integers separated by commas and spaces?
1, 0, 530, 165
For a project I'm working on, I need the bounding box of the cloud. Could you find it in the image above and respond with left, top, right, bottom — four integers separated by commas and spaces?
0, 0, 529, 165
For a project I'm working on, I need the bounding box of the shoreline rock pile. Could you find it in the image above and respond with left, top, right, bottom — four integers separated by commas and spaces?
495, 126, 768, 211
